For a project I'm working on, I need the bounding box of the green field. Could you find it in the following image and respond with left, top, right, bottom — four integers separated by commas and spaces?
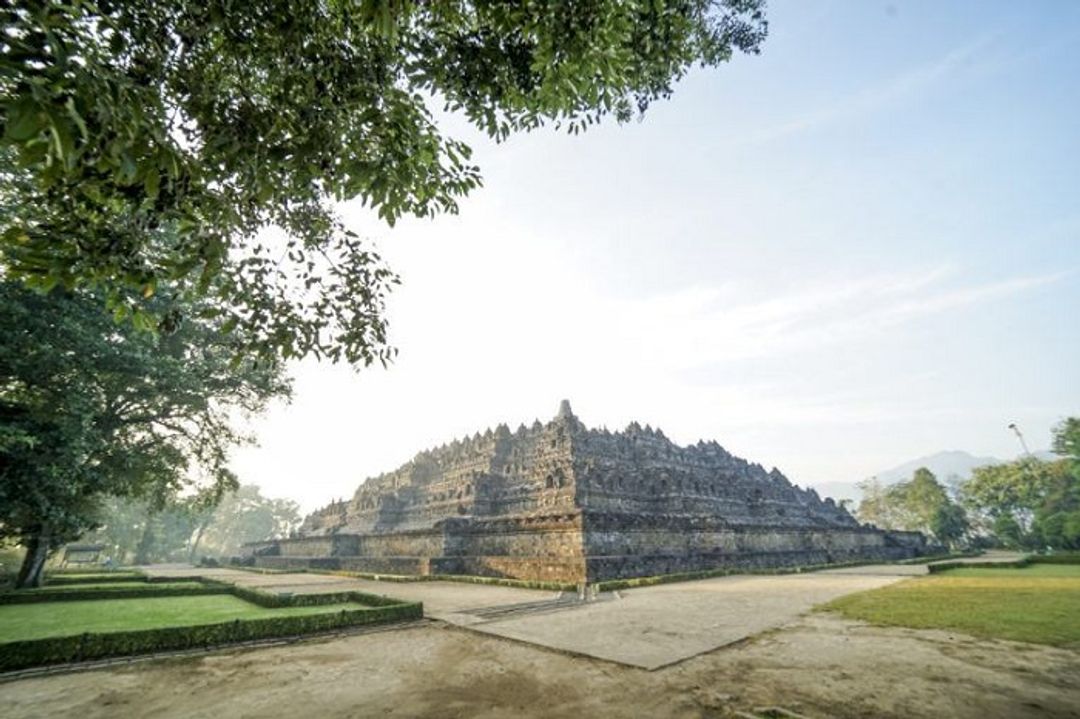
822, 564, 1080, 647
0, 595, 375, 642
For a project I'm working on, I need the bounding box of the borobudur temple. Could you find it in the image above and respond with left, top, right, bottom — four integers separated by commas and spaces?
245, 401, 927, 582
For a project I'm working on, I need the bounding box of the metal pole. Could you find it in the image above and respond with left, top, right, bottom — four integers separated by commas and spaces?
1007, 423, 1032, 457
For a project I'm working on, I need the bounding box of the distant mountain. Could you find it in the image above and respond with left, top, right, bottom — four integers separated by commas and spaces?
811, 449, 1056, 505
873, 450, 1002, 485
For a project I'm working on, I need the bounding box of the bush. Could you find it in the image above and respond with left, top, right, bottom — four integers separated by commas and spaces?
226, 583, 407, 609
312, 568, 576, 592
44, 572, 145, 586
0, 582, 229, 605
424, 574, 575, 592
0, 602, 422, 672
1031, 552, 1080, 565
927, 557, 1033, 573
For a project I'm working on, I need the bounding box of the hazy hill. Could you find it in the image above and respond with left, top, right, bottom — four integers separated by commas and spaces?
812, 449, 1055, 505
874, 450, 1002, 485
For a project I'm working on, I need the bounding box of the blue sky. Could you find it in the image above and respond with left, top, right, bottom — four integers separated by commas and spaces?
234, 0, 1080, 511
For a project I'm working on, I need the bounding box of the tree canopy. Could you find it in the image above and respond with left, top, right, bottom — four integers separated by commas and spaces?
87, 485, 300, 564
856, 468, 967, 546
858, 419, 1080, 551
961, 456, 1072, 546
1, 0, 768, 364
0, 281, 290, 586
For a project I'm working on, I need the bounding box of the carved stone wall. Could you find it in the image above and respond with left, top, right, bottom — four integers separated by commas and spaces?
251, 401, 929, 582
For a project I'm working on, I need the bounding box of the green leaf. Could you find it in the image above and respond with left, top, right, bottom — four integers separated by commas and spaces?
144, 169, 161, 199
4, 98, 46, 142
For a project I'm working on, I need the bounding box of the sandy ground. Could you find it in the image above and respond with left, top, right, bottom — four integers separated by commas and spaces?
2, 614, 1077, 719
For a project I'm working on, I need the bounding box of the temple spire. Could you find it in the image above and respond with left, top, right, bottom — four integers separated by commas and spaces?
556, 398, 575, 420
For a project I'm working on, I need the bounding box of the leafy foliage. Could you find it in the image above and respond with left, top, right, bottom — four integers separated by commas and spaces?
929, 502, 968, 548
856, 468, 968, 546
946, 420, 1080, 550
193, 485, 301, 558
0, 281, 290, 586
0, 0, 767, 363
961, 456, 1074, 549
86, 485, 300, 563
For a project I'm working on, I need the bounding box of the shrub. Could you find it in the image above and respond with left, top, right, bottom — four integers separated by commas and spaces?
927, 557, 1033, 573
44, 572, 145, 586
1031, 552, 1080, 565
424, 574, 575, 592
0, 602, 422, 672
0, 582, 229, 605
226, 583, 407, 609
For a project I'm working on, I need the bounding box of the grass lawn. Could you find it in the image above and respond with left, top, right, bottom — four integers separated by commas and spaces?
0, 595, 375, 643
822, 564, 1080, 647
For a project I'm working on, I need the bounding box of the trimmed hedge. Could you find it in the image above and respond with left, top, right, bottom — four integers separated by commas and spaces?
0, 582, 230, 605
927, 557, 1032, 573
896, 551, 982, 565
1031, 553, 1080, 565
44, 572, 145, 586
324, 570, 423, 583
928, 554, 1080, 573
424, 574, 575, 592
265, 566, 577, 592
594, 559, 882, 592
0, 601, 422, 672
227, 583, 407, 609
230, 566, 294, 575
591, 554, 969, 592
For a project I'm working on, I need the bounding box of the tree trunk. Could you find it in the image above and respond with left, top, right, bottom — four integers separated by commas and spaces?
188, 518, 211, 563
134, 519, 156, 565
15, 524, 51, 589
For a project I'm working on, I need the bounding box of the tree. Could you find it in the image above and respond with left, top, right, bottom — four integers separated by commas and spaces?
992, 514, 1025, 550
194, 485, 300, 558
1032, 417, 1080, 550
855, 477, 898, 529
929, 502, 968, 549
887, 468, 952, 535
961, 456, 1071, 548
0, 282, 290, 587
86, 486, 298, 563
856, 468, 965, 545
0, 1, 768, 364
958, 420, 1080, 551
1053, 417, 1080, 464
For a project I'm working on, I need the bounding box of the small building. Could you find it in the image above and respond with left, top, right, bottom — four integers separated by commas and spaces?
61, 543, 106, 567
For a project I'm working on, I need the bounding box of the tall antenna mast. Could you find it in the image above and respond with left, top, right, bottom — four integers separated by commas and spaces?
1007, 422, 1032, 457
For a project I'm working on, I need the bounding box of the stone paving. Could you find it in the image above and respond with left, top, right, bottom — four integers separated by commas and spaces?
139, 565, 559, 616
457, 570, 907, 669
141, 552, 1026, 670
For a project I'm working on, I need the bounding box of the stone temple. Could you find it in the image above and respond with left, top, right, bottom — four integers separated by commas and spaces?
248, 401, 927, 582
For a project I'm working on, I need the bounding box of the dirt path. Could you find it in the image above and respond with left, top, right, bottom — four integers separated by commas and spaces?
2, 614, 1076, 719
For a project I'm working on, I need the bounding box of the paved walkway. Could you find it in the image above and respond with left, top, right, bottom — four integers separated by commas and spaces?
141, 553, 1026, 670
139, 565, 558, 616
458, 570, 906, 669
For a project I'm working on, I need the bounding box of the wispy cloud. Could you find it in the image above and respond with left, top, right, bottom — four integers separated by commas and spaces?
745, 33, 997, 146
608, 265, 1066, 372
